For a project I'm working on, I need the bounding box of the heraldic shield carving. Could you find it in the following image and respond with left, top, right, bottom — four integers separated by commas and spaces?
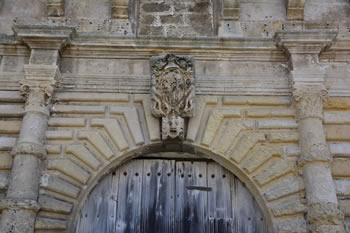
150, 54, 195, 140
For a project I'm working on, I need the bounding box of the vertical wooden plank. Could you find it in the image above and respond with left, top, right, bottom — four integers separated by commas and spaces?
175, 161, 207, 233
116, 160, 143, 233
75, 173, 115, 233
208, 162, 234, 233
233, 178, 268, 233
141, 160, 175, 233
107, 169, 120, 233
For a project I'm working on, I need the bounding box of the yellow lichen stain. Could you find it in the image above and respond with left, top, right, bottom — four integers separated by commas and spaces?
326, 97, 350, 110
273, 23, 282, 30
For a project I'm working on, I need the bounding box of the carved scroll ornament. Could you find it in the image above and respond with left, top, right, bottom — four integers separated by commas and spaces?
293, 86, 328, 121
151, 54, 195, 140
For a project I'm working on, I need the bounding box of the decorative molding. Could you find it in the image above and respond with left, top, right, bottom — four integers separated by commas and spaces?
111, 0, 128, 19
274, 29, 338, 55
293, 86, 328, 121
48, 0, 64, 17
286, 0, 305, 21
0, 198, 40, 212
11, 142, 47, 160
150, 54, 195, 140
56, 74, 291, 96
12, 25, 76, 50
222, 0, 240, 21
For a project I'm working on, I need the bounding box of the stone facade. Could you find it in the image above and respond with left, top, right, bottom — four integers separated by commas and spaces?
0, 1, 350, 233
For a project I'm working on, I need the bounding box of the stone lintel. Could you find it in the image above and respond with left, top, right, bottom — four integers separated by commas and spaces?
286, 0, 306, 21
0, 198, 40, 212
12, 24, 76, 51
274, 30, 338, 55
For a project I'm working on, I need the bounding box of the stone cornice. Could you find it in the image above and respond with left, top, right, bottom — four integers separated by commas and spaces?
274, 30, 338, 55
12, 24, 76, 51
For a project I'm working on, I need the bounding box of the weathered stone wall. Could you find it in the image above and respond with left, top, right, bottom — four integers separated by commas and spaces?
0, 1, 350, 233
0, 0, 350, 36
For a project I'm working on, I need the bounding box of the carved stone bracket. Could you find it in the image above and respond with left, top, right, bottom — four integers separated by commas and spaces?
48, 0, 64, 17
293, 86, 328, 121
150, 54, 195, 140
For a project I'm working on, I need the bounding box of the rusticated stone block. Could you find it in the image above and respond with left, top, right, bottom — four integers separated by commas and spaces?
188, 2, 210, 13
160, 15, 184, 24
140, 15, 155, 25
41, 174, 80, 198
38, 195, 72, 214
142, 3, 170, 12
186, 14, 213, 35
48, 159, 90, 184
139, 26, 164, 36
35, 217, 66, 230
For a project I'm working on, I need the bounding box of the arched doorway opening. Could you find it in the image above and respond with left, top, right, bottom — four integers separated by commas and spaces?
75, 155, 268, 233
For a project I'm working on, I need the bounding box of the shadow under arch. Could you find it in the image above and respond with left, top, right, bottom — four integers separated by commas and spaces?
69, 141, 275, 233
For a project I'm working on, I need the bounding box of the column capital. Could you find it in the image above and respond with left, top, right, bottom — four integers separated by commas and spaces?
274, 29, 338, 56
293, 86, 328, 121
20, 65, 59, 115
12, 24, 76, 51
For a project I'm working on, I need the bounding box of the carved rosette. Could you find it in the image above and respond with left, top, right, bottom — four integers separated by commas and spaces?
150, 54, 195, 140
293, 86, 328, 121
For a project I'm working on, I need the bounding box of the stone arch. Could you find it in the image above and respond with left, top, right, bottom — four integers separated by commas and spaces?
69, 143, 274, 233
38, 94, 306, 233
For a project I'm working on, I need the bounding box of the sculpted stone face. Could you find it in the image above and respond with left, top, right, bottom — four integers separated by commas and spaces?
162, 115, 184, 140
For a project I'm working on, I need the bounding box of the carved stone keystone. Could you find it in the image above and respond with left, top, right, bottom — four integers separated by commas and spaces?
150, 54, 195, 140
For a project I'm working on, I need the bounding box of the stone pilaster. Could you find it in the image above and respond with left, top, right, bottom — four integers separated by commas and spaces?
275, 30, 345, 233
0, 25, 74, 233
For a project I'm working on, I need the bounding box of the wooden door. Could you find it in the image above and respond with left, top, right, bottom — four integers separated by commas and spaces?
75, 159, 268, 233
